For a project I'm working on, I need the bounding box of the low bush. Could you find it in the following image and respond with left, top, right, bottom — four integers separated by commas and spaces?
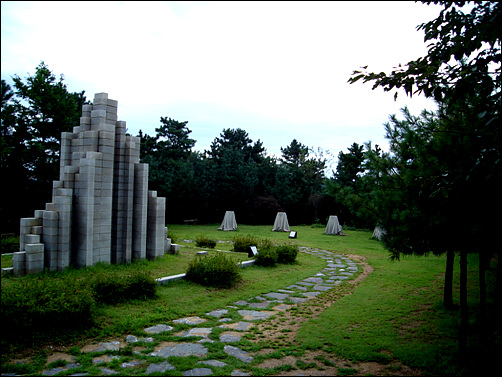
232, 234, 259, 253
90, 270, 157, 305
195, 235, 217, 248
255, 247, 278, 267
276, 244, 299, 264
1, 277, 96, 340
185, 252, 242, 288
1, 235, 19, 254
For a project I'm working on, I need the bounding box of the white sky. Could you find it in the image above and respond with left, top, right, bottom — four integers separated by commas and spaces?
1, 1, 443, 171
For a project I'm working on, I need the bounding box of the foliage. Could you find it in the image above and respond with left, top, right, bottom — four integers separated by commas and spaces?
333, 142, 365, 189
1, 62, 87, 233
1, 235, 19, 254
185, 252, 243, 288
232, 234, 260, 253
194, 235, 217, 248
347, 1, 501, 355
275, 244, 299, 264
90, 269, 157, 305
1, 276, 96, 342
254, 246, 278, 267
348, 2, 500, 105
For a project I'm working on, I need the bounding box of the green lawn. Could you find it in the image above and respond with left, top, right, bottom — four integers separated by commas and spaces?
1, 224, 498, 376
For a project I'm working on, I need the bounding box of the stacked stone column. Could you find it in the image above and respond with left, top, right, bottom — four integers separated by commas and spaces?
16, 93, 167, 275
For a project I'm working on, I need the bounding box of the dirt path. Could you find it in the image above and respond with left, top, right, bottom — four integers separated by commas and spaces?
252, 255, 424, 376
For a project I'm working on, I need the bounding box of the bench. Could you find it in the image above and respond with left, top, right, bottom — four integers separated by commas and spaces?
183, 219, 198, 225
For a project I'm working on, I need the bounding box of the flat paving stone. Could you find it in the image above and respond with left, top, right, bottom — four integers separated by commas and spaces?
173, 316, 207, 325
313, 285, 333, 291
121, 360, 142, 368
302, 291, 322, 297
42, 367, 66, 376
232, 300, 248, 306
237, 310, 273, 320
219, 331, 242, 342
99, 367, 119, 375
145, 361, 175, 374
92, 355, 120, 364
183, 367, 213, 376
198, 360, 227, 367
303, 277, 324, 284
248, 301, 271, 309
144, 324, 173, 334
327, 263, 346, 268
286, 284, 308, 291
289, 297, 309, 304
206, 309, 228, 318
89, 341, 121, 352
177, 328, 212, 338
263, 292, 289, 300
231, 370, 251, 376
224, 345, 254, 363
219, 321, 255, 331
151, 343, 208, 358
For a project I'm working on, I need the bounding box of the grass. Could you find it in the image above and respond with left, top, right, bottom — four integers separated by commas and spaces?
1, 224, 499, 376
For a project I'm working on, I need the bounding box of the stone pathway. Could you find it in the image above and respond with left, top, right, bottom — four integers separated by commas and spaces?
30, 248, 360, 376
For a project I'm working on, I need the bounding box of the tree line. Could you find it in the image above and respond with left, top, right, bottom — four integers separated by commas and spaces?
1, 65, 346, 229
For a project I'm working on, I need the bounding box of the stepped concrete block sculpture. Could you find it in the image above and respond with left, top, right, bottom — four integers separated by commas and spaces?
16, 93, 168, 275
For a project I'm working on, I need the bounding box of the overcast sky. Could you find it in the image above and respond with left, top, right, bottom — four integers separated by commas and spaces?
1, 1, 443, 172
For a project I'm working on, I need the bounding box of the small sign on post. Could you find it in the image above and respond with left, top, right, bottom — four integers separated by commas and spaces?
289, 231, 297, 239
248, 246, 258, 258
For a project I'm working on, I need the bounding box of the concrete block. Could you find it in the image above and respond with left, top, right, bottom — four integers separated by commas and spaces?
93, 92, 109, 105
170, 244, 180, 254
25, 234, 41, 244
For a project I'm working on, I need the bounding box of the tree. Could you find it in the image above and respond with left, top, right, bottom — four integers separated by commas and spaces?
207, 128, 269, 221
138, 117, 197, 223
334, 142, 365, 189
275, 139, 327, 224
348, 1, 501, 357
325, 142, 376, 228
1, 62, 87, 233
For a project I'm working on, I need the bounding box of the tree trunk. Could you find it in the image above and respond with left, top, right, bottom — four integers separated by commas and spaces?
479, 251, 487, 336
459, 250, 468, 358
444, 250, 454, 308
496, 250, 502, 316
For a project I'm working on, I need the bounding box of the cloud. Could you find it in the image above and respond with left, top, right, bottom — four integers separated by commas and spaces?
2, 1, 442, 166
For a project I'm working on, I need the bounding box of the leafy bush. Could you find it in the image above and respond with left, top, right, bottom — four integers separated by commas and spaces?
254, 247, 278, 267
90, 270, 157, 305
185, 252, 242, 288
232, 234, 259, 253
276, 244, 299, 264
195, 235, 217, 248
1, 277, 96, 339
1, 235, 19, 253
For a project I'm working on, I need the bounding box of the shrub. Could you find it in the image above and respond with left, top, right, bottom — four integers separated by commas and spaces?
1, 277, 96, 340
195, 235, 217, 248
1, 235, 19, 253
254, 247, 278, 267
276, 244, 299, 264
232, 234, 259, 253
185, 252, 242, 288
91, 270, 157, 305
